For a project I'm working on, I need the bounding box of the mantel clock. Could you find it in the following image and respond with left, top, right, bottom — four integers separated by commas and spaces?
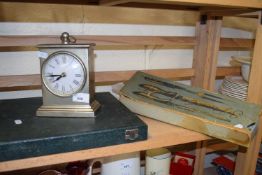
37, 32, 100, 117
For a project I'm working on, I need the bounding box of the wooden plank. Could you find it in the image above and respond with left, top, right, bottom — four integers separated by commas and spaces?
220, 38, 254, 49
0, 35, 195, 47
234, 119, 262, 175
192, 16, 222, 91
223, 16, 258, 32
120, 0, 262, 9
95, 68, 195, 83
234, 15, 262, 175
0, 2, 257, 32
245, 19, 262, 175
193, 141, 207, 175
247, 29, 262, 103
0, 0, 99, 5
193, 142, 202, 175
0, 67, 240, 92
115, 2, 199, 10
100, 0, 131, 5
116, 3, 256, 16
191, 16, 222, 175
215, 67, 241, 77
0, 116, 210, 173
0, 35, 254, 49
0, 69, 194, 91
99, 67, 240, 83
0, 2, 200, 26
204, 17, 223, 90
237, 11, 260, 18
0, 74, 41, 91
200, 7, 257, 17
0, 0, 262, 8
206, 142, 237, 153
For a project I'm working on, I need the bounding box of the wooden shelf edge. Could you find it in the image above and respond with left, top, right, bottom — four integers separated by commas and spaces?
0, 35, 254, 49
0, 116, 210, 173
118, 0, 262, 9
0, 35, 195, 47
0, 0, 261, 9
206, 142, 238, 153
0, 67, 240, 92
95, 68, 195, 84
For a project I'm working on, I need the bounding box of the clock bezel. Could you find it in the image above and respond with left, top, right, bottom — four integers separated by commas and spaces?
41, 51, 87, 97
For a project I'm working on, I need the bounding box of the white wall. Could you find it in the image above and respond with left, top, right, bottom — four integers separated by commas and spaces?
0, 22, 252, 99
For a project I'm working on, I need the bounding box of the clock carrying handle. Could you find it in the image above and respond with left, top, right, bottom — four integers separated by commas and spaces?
68, 36, 76, 43
60, 32, 76, 44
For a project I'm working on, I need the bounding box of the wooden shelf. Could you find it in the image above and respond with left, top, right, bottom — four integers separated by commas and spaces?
0, 116, 210, 172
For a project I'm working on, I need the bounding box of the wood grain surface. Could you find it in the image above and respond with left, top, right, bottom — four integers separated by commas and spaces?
0, 67, 240, 91
0, 2, 258, 32
0, 35, 254, 50
114, 0, 262, 8
234, 17, 262, 175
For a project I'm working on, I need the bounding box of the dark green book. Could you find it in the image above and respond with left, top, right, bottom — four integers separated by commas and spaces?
0, 92, 148, 162
120, 71, 261, 147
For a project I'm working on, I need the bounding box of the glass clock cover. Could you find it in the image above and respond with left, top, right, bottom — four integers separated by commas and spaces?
42, 52, 86, 97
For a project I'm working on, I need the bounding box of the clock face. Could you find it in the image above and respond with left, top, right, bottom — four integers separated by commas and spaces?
42, 51, 86, 97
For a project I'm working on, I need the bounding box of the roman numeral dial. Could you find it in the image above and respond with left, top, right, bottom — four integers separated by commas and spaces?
42, 52, 86, 97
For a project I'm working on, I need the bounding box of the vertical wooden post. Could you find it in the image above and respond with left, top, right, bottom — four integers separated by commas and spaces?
192, 15, 222, 175
193, 141, 208, 175
192, 15, 222, 91
234, 12, 262, 175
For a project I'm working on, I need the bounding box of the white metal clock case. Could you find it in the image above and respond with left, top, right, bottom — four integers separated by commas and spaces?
37, 32, 100, 117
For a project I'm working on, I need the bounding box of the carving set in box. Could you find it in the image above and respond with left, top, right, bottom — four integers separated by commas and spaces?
0, 93, 148, 162
120, 71, 261, 147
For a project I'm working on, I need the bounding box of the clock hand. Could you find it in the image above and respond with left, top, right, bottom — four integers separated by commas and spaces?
53, 76, 62, 82
45, 74, 62, 77
53, 72, 66, 82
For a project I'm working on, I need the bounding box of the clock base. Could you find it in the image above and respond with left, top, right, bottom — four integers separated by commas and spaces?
36, 100, 100, 117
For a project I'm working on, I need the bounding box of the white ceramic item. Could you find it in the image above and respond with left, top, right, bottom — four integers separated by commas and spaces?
231, 56, 251, 82
241, 63, 250, 82
145, 148, 171, 175
87, 152, 140, 175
